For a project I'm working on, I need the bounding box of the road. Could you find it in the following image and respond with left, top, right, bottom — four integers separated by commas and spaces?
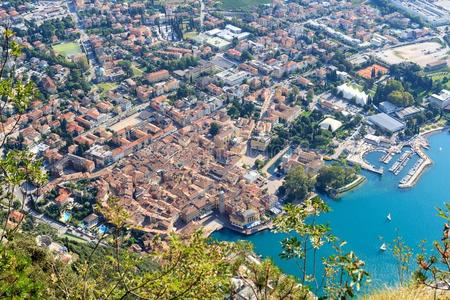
14, 187, 100, 243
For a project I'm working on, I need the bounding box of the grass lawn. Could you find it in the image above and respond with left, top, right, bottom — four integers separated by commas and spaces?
131, 64, 144, 77
220, 0, 270, 10
95, 82, 119, 95
429, 71, 450, 89
183, 31, 198, 40
63, 233, 89, 244
53, 42, 82, 57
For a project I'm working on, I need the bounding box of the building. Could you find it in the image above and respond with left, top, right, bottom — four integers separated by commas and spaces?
368, 113, 405, 133
146, 70, 170, 83
319, 117, 343, 133
425, 61, 448, 72
428, 89, 450, 108
379, 101, 399, 114
250, 135, 271, 151
365, 134, 392, 147
229, 209, 260, 229
395, 106, 422, 120
206, 37, 231, 51
83, 213, 100, 228
85, 145, 113, 167
216, 70, 250, 86
337, 83, 368, 106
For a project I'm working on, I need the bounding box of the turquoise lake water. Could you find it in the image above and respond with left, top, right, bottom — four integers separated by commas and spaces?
212, 131, 450, 289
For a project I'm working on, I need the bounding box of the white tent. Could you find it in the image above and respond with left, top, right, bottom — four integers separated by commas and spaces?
337, 83, 368, 106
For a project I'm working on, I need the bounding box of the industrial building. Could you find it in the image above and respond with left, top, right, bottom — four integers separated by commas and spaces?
368, 113, 405, 133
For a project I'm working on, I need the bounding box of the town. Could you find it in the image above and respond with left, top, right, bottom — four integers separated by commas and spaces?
2, 0, 450, 255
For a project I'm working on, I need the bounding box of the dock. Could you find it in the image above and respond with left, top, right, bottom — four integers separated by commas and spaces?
348, 154, 384, 175
398, 146, 432, 188
389, 150, 413, 175
380, 151, 394, 164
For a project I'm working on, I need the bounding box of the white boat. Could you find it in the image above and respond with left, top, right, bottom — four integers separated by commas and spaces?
387, 213, 392, 221
380, 243, 387, 251
439, 147, 443, 151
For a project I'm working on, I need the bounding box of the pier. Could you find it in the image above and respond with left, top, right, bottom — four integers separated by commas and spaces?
389, 150, 413, 175
348, 154, 384, 175
380, 151, 394, 164
398, 145, 432, 188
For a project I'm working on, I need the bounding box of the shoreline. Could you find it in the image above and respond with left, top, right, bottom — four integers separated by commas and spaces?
210, 131, 447, 237
333, 175, 367, 198
420, 126, 449, 138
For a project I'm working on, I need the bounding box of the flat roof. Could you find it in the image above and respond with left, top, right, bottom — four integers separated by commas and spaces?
368, 113, 405, 132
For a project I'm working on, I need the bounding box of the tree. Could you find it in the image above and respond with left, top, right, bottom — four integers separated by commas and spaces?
76, 55, 90, 72
392, 234, 413, 286
209, 122, 221, 137
274, 198, 370, 298
306, 89, 314, 102
8, 197, 305, 299
282, 166, 315, 201
0, 27, 47, 244
387, 90, 413, 107
414, 203, 450, 293
316, 163, 358, 194
254, 159, 265, 170
240, 50, 253, 62
232, 258, 310, 299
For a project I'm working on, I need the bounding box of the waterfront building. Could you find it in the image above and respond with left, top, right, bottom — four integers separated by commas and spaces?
368, 113, 405, 133
428, 89, 450, 109
229, 209, 260, 229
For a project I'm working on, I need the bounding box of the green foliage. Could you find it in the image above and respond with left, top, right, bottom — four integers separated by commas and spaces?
159, 55, 199, 71
18, 17, 79, 43
392, 235, 413, 286
373, 79, 413, 107
0, 236, 55, 299
240, 50, 253, 62
254, 159, 265, 170
414, 203, 450, 292
282, 166, 315, 202
209, 122, 221, 137
316, 163, 358, 193
235, 258, 310, 299
268, 110, 333, 156
227, 100, 256, 119
275, 198, 370, 298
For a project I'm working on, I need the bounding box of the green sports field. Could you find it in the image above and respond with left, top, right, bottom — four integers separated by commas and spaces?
220, 0, 270, 11
53, 42, 82, 57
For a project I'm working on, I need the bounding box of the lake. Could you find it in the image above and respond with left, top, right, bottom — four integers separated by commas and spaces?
212, 130, 450, 289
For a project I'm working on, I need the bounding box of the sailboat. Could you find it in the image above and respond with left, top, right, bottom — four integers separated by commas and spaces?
387, 213, 392, 221
380, 243, 387, 251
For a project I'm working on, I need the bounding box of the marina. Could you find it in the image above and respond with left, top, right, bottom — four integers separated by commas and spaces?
398, 146, 432, 188
213, 131, 450, 288
389, 150, 413, 175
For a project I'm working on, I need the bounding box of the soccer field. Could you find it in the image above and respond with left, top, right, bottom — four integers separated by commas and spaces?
53, 42, 82, 57
220, 0, 270, 10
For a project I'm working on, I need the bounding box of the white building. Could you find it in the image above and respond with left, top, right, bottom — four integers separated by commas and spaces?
337, 83, 368, 106
225, 24, 242, 34
216, 69, 250, 86
319, 117, 343, 132
428, 89, 450, 108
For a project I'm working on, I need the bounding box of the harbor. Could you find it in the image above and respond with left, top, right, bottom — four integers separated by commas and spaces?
346, 135, 432, 189
398, 145, 432, 188
388, 150, 413, 176
212, 131, 450, 288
